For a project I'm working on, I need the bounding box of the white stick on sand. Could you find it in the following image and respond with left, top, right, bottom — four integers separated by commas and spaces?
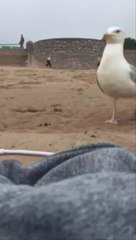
0, 149, 54, 157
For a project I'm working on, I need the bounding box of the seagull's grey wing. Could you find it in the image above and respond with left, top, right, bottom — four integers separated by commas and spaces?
129, 65, 136, 83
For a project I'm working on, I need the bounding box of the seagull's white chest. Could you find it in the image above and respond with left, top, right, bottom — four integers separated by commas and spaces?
97, 46, 136, 99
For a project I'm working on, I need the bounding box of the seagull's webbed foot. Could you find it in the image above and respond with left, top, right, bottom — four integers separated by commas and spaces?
105, 119, 118, 124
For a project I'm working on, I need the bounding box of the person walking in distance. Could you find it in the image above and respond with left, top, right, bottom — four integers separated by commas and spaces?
19, 34, 25, 48
46, 56, 52, 67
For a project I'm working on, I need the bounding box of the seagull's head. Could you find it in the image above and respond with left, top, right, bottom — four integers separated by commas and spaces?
102, 27, 125, 44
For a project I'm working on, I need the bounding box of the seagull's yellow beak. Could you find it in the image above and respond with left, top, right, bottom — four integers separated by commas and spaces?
102, 33, 113, 40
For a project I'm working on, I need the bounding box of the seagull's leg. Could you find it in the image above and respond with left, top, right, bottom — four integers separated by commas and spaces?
105, 99, 118, 124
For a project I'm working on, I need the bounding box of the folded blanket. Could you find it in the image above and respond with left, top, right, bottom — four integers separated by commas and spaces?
0, 142, 136, 240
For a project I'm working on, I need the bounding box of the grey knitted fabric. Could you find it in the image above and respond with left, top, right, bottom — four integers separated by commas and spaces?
0, 142, 136, 240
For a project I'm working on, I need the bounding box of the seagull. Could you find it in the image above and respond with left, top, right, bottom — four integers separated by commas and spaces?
97, 27, 136, 124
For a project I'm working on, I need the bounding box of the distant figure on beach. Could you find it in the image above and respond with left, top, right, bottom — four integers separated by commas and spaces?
46, 56, 52, 67
19, 34, 25, 48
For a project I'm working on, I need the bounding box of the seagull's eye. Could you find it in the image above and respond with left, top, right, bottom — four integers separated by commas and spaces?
115, 30, 121, 33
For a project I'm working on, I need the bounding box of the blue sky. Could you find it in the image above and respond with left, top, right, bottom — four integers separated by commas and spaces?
0, 0, 135, 43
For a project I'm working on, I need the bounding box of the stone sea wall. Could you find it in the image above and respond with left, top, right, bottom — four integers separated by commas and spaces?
33, 38, 136, 69
33, 38, 105, 69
